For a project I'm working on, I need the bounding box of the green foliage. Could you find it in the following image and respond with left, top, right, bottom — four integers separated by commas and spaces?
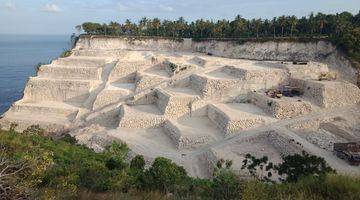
277, 151, 335, 182
22, 125, 45, 135
0, 129, 358, 199
213, 169, 242, 200
81, 11, 360, 62
60, 134, 77, 144
60, 50, 72, 58
242, 154, 275, 182
242, 174, 360, 200
143, 157, 188, 193
34, 62, 47, 73
242, 151, 335, 183
130, 155, 145, 171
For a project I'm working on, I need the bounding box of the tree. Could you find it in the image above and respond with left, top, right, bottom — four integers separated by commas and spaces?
212, 170, 242, 200
271, 17, 277, 37
231, 15, 246, 37
82, 22, 103, 34
130, 155, 145, 171
124, 19, 134, 35
152, 18, 161, 36
138, 17, 149, 35
316, 13, 327, 35
144, 157, 187, 193
277, 151, 335, 182
242, 151, 335, 183
289, 15, 298, 37
252, 18, 262, 38
278, 15, 287, 37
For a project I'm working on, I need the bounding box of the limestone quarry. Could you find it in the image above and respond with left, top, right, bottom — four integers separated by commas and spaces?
1, 36, 360, 178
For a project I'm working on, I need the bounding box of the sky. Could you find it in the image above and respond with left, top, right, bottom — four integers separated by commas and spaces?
0, 0, 359, 35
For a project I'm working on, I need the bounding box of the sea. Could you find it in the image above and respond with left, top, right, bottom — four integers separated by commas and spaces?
0, 34, 70, 115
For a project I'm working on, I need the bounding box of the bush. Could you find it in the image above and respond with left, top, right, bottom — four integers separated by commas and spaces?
277, 151, 335, 182
213, 169, 242, 200
143, 157, 188, 193
130, 155, 145, 171
60, 50, 72, 58
0, 129, 358, 199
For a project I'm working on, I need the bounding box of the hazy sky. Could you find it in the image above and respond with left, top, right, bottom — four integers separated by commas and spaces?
0, 0, 359, 35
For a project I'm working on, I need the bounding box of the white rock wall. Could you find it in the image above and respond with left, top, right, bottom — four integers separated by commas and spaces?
76, 36, 358, 84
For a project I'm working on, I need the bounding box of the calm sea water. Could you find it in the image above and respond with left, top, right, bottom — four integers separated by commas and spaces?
0, 35, 70, 115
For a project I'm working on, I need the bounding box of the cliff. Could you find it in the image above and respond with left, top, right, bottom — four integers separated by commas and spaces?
76, 36, 358, 83
1, 36, 359, 178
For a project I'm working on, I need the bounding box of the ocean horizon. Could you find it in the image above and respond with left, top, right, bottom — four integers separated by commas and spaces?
0, 34, 70, 115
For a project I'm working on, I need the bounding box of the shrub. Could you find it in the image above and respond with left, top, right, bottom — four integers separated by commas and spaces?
22, 125, 45, 135
277, 151, 335, 182
34, 62, 47, 73
130, 155, 145, 171
60, 50, 72, 58
212, 169, 242, 200
242, 151, 335, 183
143, 157, 188, 193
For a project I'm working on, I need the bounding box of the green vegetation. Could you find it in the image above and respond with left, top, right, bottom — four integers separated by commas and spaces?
34, 62, 49, 73
60, 49, 72, 58
82, 11, 360, 62
0, 128, 359, 199
242, 152, 335, 183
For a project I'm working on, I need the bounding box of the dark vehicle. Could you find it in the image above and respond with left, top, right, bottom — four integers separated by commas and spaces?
333, 142, 360, 166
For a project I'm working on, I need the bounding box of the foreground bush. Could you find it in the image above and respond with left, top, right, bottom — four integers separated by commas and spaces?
242, 174, 360, 200
0, 129, 359, 199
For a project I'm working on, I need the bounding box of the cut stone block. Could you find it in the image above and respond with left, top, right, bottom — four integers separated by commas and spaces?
208, 103, 275, 135
93, 83, 135, 109
109, 61, 152, 82
73, 50, 126, 57
190, 74, 252, 100
0, 112, 72, 132
292, 79, 360, 108
11, 101, 79, 120
188, 56, 207, 67
143, 63, 171, 78
38, 65, 102, 80
163, 117, 222, 149
135, 72, 166, 92
211, 65, 289, 87
52, 56, 107, 67
163, 60, 196, 76
285, 62, 329, 80
23, 77, 99, 103
155, 87, 200, 117
250, 92, 313, 119
118, 104, 165, 128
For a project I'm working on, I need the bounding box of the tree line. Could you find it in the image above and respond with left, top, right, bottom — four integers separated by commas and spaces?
81, 11, 360, 61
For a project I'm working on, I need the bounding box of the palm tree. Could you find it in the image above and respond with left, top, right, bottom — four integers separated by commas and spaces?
271, 17, 277, 38
124, 19, 133, 35
317, 13, 326, 35
230, 15, 246, 38
253, 19, 262, 38
152, 18, 161, 36
139, 17, 148, 35
289, 16, 298, 37
278, 16, 286, 37
309, 12, 316, 35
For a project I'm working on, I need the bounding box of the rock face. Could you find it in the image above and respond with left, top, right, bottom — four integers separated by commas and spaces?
1, 36, 360, 178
